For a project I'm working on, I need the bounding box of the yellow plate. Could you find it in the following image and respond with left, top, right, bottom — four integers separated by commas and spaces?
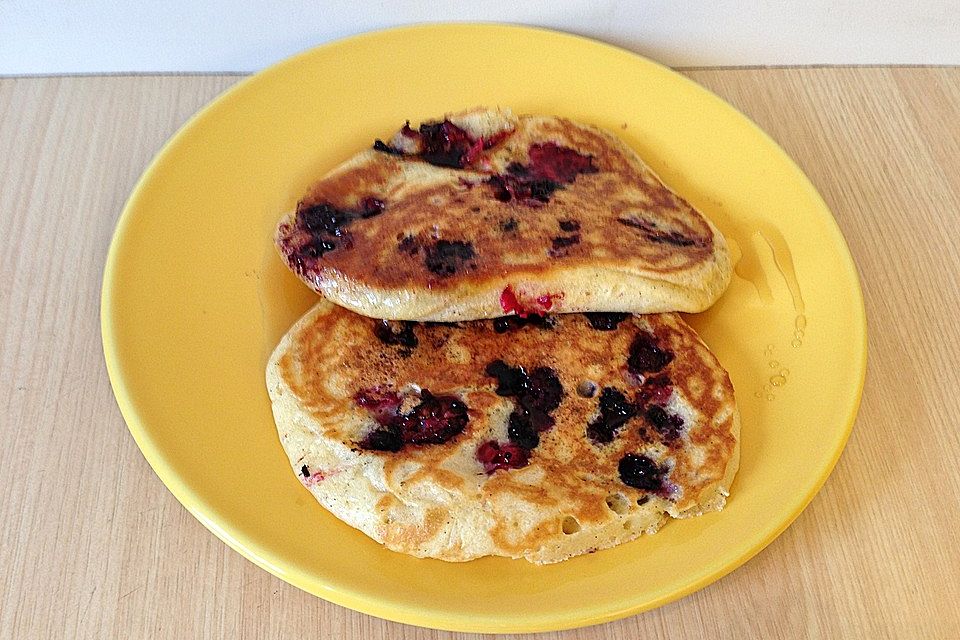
102, 24, 866, 633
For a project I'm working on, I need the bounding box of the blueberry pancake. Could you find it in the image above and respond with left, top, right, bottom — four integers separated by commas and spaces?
275, 108, 732, 321
266, 301, 739, 564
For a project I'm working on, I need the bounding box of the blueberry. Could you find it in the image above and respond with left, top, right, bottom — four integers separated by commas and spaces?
373, 320, 418, 350
507, 413, 540, 449
485, 359, 564, 455
627, 331, 674, 375
424, 240, 474, 277
485, 360, 530, 396
587, 387, 636, 444
618, 454, 667, 491
584, 312, 630, 331
644, 405, 684, 442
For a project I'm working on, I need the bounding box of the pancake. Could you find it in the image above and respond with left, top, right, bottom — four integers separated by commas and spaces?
266, 301, 740, 564
275, 108, 732, 321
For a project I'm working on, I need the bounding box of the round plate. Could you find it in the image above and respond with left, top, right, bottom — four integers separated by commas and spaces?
102, 24, 866, 633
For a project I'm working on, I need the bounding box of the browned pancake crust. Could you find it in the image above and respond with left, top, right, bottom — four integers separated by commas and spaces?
278, 306, 737, 527
275, 111, 730, 319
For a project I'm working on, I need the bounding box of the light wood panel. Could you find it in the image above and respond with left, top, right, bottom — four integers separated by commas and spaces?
1, 68, 958, 638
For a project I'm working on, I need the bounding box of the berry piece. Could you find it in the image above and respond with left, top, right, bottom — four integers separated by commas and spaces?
499, 285, 526, 317
476, 440, 530, 473
360, 427, 403, 452
523, 367, 564, 416
584, 312, 630, 331
485, 143, 596, 206
487, 174, 559, 205
418, 120, 476, 168
354, 388, 402, 426
356, 388, 469, 451
587, 387, 637, 444
618, 453, 667, 491
636, 374, 673, 406
398, 391, 469, 445
372, 320, 418, 350
424, 240, 474, 277
485, 360, 529, 396
287, 196, 388, 270
526, 142, 598, 183
644, 405, 685, 442
485, 359, 564, 451
627, 331, 674, 375
373, 119, 511, 167
507, 413, 540, 449
358, 197, 386, 217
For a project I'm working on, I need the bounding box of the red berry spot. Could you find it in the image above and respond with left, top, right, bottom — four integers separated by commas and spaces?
356, 389, 469, 451
485, 143, 596, 206
637, 374, 673, 406
487, 173, 558, 205
361, 428, 403, 452
358, 197, 386, 217
419, 120, 477, 168
399, 391, 469, 445
463, 137, 485, 165
499, 286, 561, 317
354, 388, 402, 426
476, 440, 530, 473
500, 285, 527, 317
526, 142, 598, 183
302, 470, 327, 486
373, 119, 513, 168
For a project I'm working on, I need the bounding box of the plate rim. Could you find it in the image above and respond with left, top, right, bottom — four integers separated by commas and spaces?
101, 22, 868, 633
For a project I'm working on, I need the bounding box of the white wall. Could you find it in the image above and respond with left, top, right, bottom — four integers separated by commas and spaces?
1, 1, 958, 74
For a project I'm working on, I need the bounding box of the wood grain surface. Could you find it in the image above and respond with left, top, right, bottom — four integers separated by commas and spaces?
1, 68, 959, 639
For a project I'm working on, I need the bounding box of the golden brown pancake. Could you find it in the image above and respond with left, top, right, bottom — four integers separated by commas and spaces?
266, 301, 739, 563
275, 108, 732, 321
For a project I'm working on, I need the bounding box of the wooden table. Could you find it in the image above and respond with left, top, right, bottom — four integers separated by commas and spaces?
2, 67, 958, 638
